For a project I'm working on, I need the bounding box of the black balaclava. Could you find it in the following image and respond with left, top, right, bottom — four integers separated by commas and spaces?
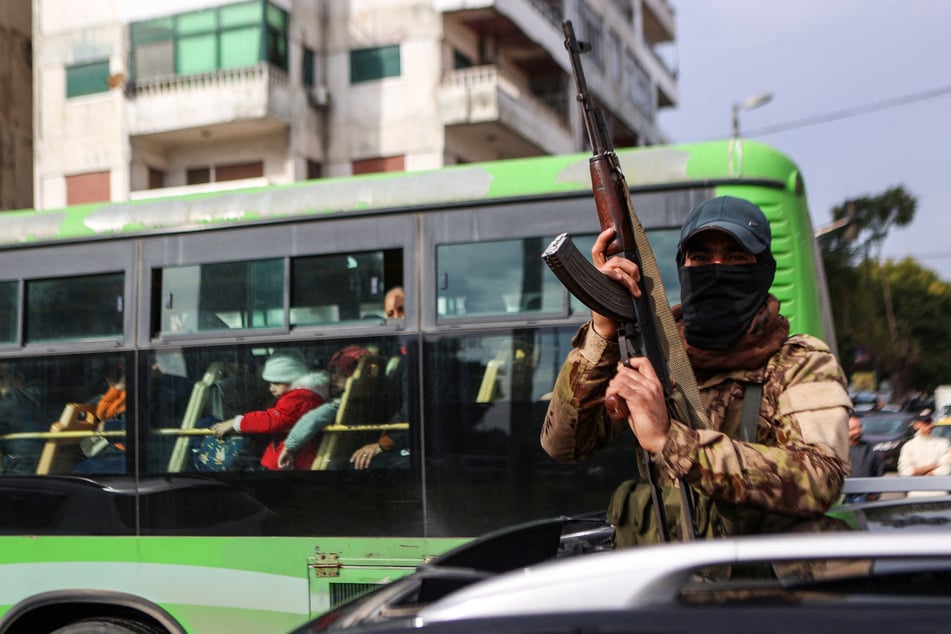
676, 196, 776, 350
678, 252, 776, 349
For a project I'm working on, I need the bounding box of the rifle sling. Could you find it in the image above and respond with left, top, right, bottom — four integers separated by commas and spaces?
739, 382, 763, 442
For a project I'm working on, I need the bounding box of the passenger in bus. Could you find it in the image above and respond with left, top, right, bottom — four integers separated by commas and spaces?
277, 345, 372, 470
211, 355, 328, 471
542, 196, 852, 542
72, 359, 128, 474
0, 361, 46, 474
350, 346, 410, 471
384, 286, 405, 319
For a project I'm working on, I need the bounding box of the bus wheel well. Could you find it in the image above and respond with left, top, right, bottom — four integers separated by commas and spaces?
1, 592, 183, 634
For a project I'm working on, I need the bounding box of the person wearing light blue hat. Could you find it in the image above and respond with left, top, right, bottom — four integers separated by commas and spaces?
210, 354, 328, 471
542, 196, 853, 541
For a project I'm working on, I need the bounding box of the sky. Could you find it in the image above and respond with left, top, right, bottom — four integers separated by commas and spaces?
656, 0, 951, 282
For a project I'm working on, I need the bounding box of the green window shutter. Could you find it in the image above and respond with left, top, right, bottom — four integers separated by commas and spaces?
66, 61, 110, 98
177, 34, 217, 75
177, 9, 216, 35
350, 45, 401, 84
220, 0, 263, 27
221, 26, 262, 68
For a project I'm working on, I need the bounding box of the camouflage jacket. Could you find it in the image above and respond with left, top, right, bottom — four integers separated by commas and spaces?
541, 321, 852, 535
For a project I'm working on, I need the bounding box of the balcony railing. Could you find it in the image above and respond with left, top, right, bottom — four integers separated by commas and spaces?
130, 63, 289, 99
442, 65, 567, 127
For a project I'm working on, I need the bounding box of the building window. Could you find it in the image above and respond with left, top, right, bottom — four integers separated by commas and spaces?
352, 156, 405, 175
66, 61, 110, 98
130, 0, 289, 83
606, 30, 622, 81
306, 159, 322, 180
186, 167, 211, 185
302, 47, 315, 87
186, 161, 263, 185
148, 168, 166, 190
453, 50, 472, 70
216, 162, 263, 181
66, 171, 110, 205
579, 3, 603, 68
350, 45, 401, 84
624, 50, 654, 119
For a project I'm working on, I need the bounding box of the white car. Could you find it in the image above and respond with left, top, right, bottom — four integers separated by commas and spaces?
294, 478, 951, 634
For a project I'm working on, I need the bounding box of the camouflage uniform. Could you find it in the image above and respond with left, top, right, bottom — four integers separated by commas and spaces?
541, 319, 852, 536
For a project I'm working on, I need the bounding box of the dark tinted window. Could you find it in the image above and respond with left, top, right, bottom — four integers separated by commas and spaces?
26, 273, 124, 342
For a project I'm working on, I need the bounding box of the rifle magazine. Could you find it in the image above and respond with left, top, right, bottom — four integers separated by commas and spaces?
542, 233, 635, 323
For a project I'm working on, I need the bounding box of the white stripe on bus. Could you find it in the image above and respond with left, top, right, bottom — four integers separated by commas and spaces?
0, 562, 309, 615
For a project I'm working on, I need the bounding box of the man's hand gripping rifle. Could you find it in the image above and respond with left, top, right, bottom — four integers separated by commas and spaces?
543, 20, 709, 542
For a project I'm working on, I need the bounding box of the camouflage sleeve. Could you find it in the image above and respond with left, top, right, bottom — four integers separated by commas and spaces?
660, 336, 852, 516
541, 322, 628, 463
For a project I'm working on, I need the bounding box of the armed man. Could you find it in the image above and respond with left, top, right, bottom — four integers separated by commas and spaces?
541, 196, 853, 543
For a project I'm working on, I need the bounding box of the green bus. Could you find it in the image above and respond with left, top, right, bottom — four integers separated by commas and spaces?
0, 140, 833, 633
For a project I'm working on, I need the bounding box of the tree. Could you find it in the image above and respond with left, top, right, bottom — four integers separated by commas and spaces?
819, 186, 951, 398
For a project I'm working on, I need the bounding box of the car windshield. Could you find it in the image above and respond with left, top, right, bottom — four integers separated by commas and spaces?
861, 415, 911, 435
932, 425, 951, 441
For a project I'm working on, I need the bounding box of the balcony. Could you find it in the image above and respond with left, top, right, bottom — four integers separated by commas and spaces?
439, 65, 573, 157
127, 63, 292, 142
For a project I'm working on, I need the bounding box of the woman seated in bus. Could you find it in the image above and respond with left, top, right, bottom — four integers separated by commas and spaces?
72, 359, 128, 474
276, 345, 372, 470
211, 355, 328, 471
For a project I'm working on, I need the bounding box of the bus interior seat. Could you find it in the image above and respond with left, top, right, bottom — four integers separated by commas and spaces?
335, 354, 387, 426
35, 403, 99, 475
166, 362, 223, 473
476, 340, 535, 404
310, 354, 387, 470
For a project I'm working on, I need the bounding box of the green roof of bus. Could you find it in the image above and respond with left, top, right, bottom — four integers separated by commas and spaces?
1, 140, 801, 246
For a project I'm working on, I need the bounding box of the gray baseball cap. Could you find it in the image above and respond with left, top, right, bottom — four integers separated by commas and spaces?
678, 196, 771, 255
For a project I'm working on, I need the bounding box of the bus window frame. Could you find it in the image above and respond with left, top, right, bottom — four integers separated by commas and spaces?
137, 213, 418, 347
0, 240, 136, 352
421, 189, 710, 331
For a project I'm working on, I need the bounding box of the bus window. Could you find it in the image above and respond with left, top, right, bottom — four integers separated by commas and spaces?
0, 353, 131, 476
436, 238, 563, 318
291, 248, 401, 326
423, 327, 638, 535
25, 273, 124, 342
147, 338, 408, 475
157, 258, 284, 335
0, 281, 17, 344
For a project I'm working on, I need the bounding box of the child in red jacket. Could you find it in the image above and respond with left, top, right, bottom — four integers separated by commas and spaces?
211, 355, 327, 470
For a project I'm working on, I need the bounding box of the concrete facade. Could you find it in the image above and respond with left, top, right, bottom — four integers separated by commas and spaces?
0, 0, 34, 211
30, 0, 678, 210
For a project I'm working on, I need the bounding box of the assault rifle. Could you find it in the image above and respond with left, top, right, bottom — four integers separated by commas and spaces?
543, 20, 709, 543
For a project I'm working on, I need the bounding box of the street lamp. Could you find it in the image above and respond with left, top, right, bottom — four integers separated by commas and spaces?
731, 92, 773, 139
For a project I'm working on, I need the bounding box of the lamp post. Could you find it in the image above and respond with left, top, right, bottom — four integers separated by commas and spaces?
731, 92, 773, 139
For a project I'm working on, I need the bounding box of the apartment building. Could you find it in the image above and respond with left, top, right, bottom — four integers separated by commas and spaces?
31, 0, 677, 210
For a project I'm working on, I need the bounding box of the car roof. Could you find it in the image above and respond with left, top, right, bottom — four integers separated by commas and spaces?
416, 530, 951, 624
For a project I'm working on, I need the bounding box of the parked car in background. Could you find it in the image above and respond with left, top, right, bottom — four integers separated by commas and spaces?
851, 390, 881, 413
858, 410, 917, 471
931, 415, 951, 448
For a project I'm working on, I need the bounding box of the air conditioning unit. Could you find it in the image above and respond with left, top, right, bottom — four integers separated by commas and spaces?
309, 84, 330, 109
